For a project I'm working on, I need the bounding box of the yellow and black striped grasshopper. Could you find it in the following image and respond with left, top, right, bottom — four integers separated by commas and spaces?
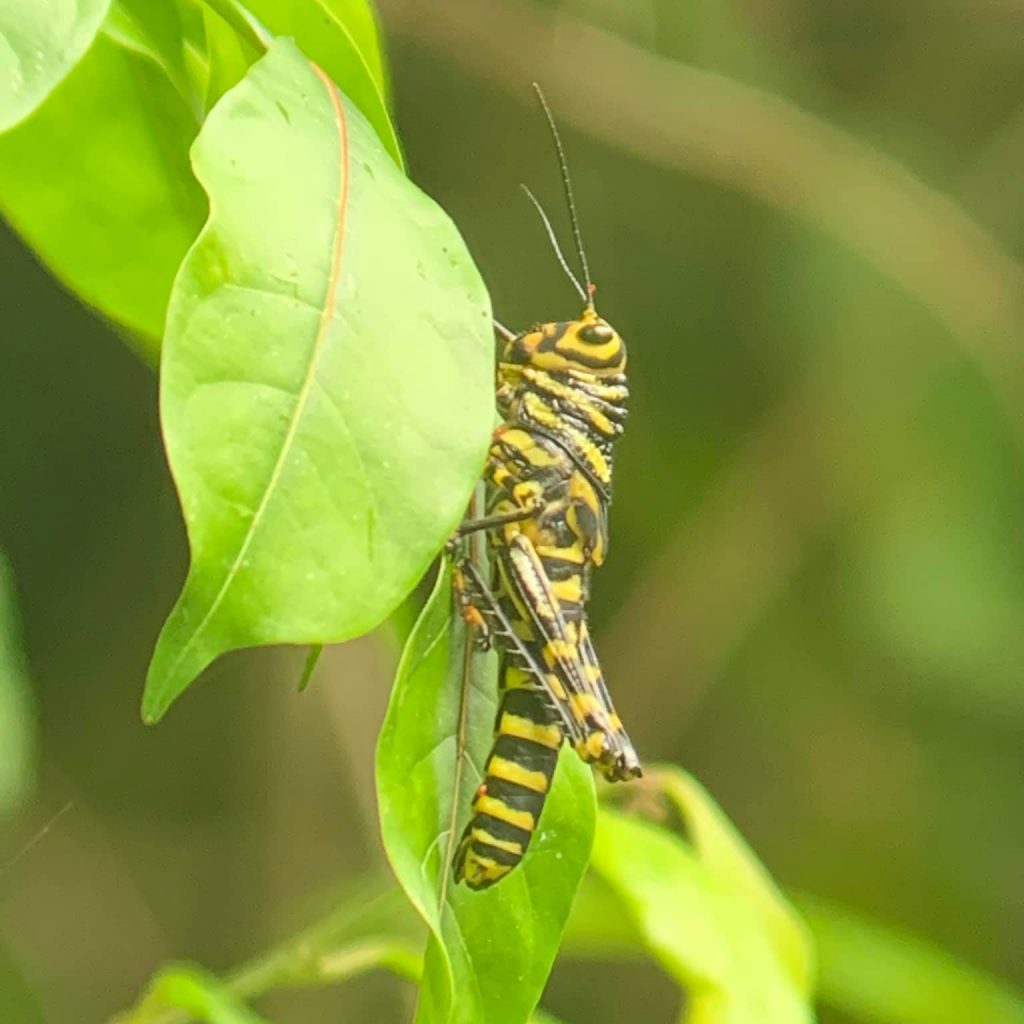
450, 87, 641, 890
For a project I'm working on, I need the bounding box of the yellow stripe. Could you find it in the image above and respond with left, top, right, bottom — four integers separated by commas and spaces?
476, 795, 535, 832
463, 853, 509, 885
568, 375, 628, 402
488, 755, 550, 793
513, 480, 543, 504
533, 543, 585, 563
501, 428, 532, 448
523, 444, 557, 468
579, 731, 609, 760
522, 393, 561, 430
504, 665, 533, 689
551, 575, 583, 604
579, 404, 615, 436
472, 826, 525, 855
522, 366, 618, 435
572, 432, 609, 480
569, 472, 600, 511
569, 692, 604, 718
545, 672, 567, 700
562, 336, 621, 364
541, 638, 577, 664
500, 712, 562, 749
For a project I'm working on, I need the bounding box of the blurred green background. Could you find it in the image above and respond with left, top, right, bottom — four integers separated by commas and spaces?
2, 0, 1024, 1020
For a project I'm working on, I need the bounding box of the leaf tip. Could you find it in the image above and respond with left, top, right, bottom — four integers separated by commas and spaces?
140, 686, 169, 726
297, 645, 323, 692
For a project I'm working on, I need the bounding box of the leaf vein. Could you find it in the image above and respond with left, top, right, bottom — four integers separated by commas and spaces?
158, 63, 350, 684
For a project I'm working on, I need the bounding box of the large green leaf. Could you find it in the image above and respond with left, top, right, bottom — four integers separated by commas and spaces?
659, 768, 814, 994
0, 32, 205, 357
143, 40, 492, 721
242, 0, 401, 166
581, 769, 815, 1024
377, 561, 596, 1024
0, 553, 34, 815
0, 0, 110, 130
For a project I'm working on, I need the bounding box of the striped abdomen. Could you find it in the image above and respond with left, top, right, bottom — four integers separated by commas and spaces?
454, 310, 639, 888
453, 674, 561, 889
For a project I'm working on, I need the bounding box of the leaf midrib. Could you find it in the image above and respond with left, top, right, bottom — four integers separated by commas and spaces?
159, 62, 350, 690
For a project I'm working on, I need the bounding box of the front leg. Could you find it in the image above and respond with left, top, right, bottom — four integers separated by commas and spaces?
454, 498, 543, 539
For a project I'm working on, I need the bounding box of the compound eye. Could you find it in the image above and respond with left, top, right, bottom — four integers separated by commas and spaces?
578, 322, 615, 344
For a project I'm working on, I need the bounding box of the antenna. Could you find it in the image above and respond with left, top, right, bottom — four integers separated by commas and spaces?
532, 82, 593, 307
521, 184, 588, 305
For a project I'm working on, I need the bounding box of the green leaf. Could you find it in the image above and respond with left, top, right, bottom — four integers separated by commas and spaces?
241, 0, 401, 166
0, 944, 44, 1024
125, 965, 268, 1024
796, 893, 1024, 1024
586, 771, 815, 1024
200, 3, 261, 112
0, 33, 206, 356
317, 0, 386, 92
102, 0, 190, 98
530, 1012, 568, 1024
0, 553, 35, 815
143, 40, 492, 721
658, 768, 814, 994
377, 561, 596, 1024
0, 0, 110, 130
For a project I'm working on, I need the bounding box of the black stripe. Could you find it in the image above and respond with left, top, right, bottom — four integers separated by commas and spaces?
475, 812, 533, 846
559, 344, 621, 370
560, 403, 623, 440
468, 838, 524, 867
483, 774, 549, 813
553, 600, 584, 625
570, 499, 600, 549
453, 836, 470, 876
565, 370, 629, 398
492, 733, 560, 773
526, 372, 628, 426
537, 557, 582, 582
497, 595, 524, 626
500, 686, 557, 724
536, 322, 573, 352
